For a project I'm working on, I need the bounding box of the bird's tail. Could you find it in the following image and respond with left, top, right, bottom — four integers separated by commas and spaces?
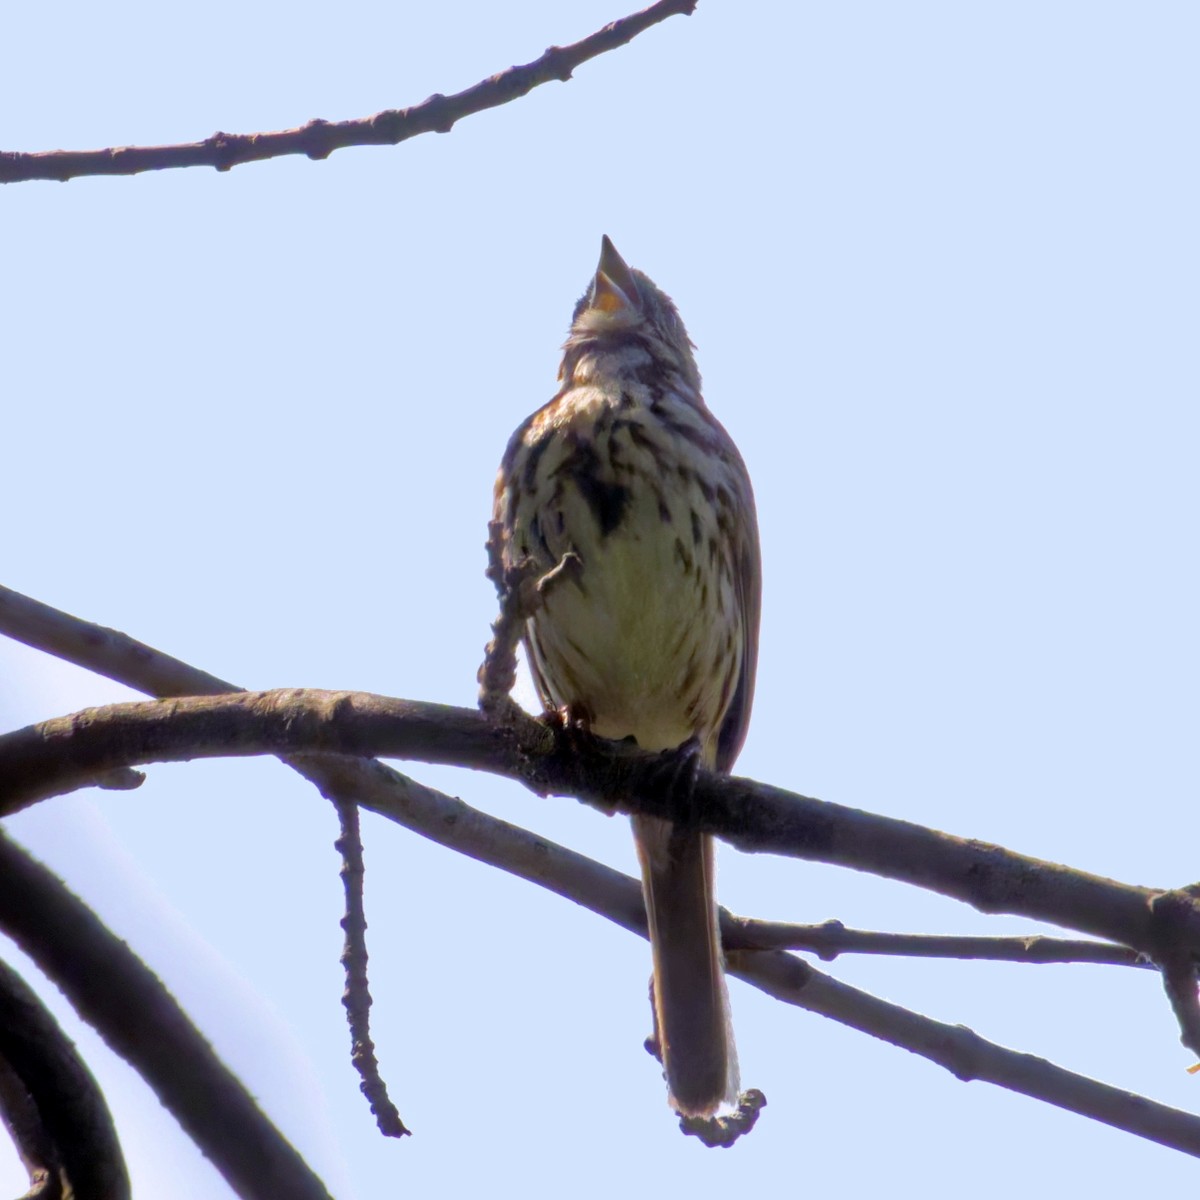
632, 813, 738, 1116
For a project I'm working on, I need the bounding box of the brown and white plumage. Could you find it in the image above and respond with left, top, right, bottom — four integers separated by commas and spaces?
494, 237, 760, 1115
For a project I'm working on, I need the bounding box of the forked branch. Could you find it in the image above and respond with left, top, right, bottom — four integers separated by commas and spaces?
3, 583, 1200, 1160
0, 686, 1183, 965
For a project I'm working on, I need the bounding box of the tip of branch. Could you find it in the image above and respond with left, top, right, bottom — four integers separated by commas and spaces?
679, 1088, 767, 1148
93, 767, 146, 792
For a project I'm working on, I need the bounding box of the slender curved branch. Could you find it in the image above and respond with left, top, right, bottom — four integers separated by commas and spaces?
0, 0, 696, 184
0, 687, 1186, 965
334, 798, 410, 1139
0, 956, 129, 1200
740, 950, 1200, 1156
0, 831, 335, 1200
0, 584, 235, 697
726, 917, 1149, 967
0, 1032, 66, 1200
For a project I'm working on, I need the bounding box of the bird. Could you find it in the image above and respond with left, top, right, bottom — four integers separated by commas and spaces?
492, 237, 761, 1117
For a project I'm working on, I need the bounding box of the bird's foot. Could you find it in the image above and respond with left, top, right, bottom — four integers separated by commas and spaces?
646, 736, 703, 831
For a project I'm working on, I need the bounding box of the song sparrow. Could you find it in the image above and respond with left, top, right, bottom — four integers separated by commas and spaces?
493, 238, 761, 1116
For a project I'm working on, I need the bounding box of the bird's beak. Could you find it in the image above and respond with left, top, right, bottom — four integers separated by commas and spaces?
589, 235, 641, 315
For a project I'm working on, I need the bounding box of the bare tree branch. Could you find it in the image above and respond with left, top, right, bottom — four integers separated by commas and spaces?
0, 1036, 67, 1200
0, 957, 129, 1200
4, 586, 1200, 1157
739, 950, 1200, 1157
478, 521, 539, 718
0, 0, 696, 184
0, 588, 1164, 977
0, 584, 236, 697
1149, 889, 1200, 1060
334, 798, 410, 1139
0, 831, 335, 1200
1, 686, 1187, 966
478, 526, 586, 721
0, 586, 418, 1142
726, 917, 1150, 967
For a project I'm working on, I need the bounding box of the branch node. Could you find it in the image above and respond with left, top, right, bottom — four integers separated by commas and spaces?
302, 117, 336, 161
93, 766, 145, 792
421, 94, 456, 134
205, 130, 244, 172
542, 46, 574, 82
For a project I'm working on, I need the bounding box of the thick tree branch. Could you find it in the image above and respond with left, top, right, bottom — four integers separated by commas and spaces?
0, 831, 335, 1200
1149, 889, 1200, 1059
0, 0, 696, 184
0, 956, 129, 1200
0, 687, 1184, 965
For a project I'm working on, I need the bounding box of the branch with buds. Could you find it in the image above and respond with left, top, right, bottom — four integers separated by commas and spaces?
0, 0, 696, 184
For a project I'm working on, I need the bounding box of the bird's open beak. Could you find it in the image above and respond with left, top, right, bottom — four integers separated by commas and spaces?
589, 235, 641, 315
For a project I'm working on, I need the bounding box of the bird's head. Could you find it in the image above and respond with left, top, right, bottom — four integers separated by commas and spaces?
563, 237, 701, 392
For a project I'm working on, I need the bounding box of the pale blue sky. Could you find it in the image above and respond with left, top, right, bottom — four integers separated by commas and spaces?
2, 2, 1198, 1195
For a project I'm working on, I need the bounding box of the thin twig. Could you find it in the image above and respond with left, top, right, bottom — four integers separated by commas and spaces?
477, 521, 537, 717
334, 799, 410, 1138
477, 523, 582, 719
735, 949, 1200, 1158
0, 583, 240, 698
726, 917, 1149, 967
0, 0, 696, 184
